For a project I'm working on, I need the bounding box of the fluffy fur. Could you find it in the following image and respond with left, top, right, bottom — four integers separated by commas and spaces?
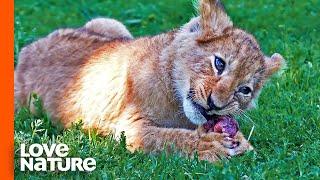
14, 0, 285, 162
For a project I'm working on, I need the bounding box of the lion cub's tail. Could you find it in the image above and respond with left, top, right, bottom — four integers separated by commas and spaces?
84, 18, 133, 41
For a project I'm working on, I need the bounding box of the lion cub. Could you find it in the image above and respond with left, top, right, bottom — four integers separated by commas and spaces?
15, 0, 284, 162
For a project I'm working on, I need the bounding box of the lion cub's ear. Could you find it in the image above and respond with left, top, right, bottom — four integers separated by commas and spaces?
264, 53, 286, 77
197, 0, 233, 42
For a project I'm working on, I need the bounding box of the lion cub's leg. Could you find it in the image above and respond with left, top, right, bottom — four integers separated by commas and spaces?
84, 18, 133, 40
124, 120, 253, 162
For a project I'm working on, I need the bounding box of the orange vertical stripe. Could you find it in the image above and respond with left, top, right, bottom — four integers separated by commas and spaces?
0, 0, 14, 179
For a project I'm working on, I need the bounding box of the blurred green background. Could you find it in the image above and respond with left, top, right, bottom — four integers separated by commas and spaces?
14, 0, 320, 179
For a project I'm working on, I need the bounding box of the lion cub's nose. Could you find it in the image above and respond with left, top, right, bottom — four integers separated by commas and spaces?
207, 94, 223, 111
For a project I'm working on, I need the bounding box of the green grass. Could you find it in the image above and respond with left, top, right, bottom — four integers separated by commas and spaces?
14, 0, 320, 179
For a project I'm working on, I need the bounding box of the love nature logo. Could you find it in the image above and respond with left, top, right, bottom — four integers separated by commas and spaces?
20, 143, 96, 172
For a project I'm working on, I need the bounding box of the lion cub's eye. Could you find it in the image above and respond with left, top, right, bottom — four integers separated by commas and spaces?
238, 86, 252, 95
214, 56, 226, 75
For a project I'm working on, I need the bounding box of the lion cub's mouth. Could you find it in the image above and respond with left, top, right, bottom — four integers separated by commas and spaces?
195, 104, 239, 137
202, 115, 239, 137
191, 100, 238, 132
191, 100, 230, 120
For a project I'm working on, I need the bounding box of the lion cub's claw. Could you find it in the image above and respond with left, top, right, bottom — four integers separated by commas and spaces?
230, 132, 254, 156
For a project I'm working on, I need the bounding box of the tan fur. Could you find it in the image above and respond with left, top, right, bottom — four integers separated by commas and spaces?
198, 0, 232, 42
84, 18, 133, 41
14, 1, 285, 162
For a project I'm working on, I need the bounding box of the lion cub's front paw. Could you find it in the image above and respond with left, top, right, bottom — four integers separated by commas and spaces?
196, 127, 253, 162
231, 131, 254, 155
197, 131, 236, 162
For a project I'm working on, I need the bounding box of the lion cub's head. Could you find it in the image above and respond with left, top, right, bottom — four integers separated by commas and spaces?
171, 0, 285, 125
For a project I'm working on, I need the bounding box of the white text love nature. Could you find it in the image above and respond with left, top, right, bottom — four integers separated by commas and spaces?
20, 143, 96, 172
